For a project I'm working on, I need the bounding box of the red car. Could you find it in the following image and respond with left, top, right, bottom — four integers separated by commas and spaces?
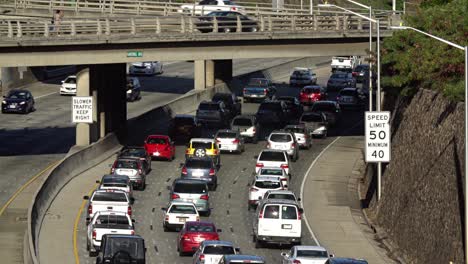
144, 135, 175, 161
299, 85, 327, 105
177, 221, 221, 256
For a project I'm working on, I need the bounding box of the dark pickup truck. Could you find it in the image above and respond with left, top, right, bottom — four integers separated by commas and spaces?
196, 100, 230, 127
212, 92, 242, 119
96, 234, 146, 264
243, 78, 276, 103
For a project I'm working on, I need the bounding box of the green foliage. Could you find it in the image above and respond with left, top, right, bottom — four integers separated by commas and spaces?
382, 0, 467, 101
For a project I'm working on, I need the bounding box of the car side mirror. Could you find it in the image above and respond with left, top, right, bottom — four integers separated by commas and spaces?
161, 207, 167, 211
235, 247, 240, 253
144, 247, 147, 253
86, 217, 90, 224
83, 195, 89, 200
217, 229, 222, 232
329, 254, 335, 258
299, 208, 304, 214
132, 219, 136, 223
297, 198, 301, 202
95, 180, 100, 183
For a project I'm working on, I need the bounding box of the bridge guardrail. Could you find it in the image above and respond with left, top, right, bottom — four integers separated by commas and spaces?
0, 13, 394, 40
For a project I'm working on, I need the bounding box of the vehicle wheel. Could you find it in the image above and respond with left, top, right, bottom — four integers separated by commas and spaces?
163, 224, 169, 232
179, 250, 185, 257
255, 239, 262, 248
89, 250, 97, 258
86, 239, 90, 251
159, 65, 164, 74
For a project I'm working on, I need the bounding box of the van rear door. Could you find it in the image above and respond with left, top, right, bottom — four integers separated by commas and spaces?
278, 205, 301, 238
257, 204, 281, 237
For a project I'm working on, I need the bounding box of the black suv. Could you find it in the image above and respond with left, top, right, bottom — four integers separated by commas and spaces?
196, 100, 230, 127
169, 114, 201, 142
212, 92, 242, 119
256, 100, 288, 127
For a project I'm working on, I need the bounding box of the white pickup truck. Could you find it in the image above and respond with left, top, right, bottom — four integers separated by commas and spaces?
179, 0, 245, 16
331, 56, 360, 72
86, 211, 135, 257
84, 190, 133, 225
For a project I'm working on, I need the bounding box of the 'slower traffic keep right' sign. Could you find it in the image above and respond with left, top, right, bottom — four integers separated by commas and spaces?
365, 111, 391, 162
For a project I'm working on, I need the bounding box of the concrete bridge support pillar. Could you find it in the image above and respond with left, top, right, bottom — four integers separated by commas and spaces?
194, 60, 207, 90
194, 59, 232, 90
75, 64, 127, 146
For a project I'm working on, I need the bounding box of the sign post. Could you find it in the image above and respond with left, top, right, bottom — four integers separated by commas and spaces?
365, 111, 391, 200
72, 96, 93, 124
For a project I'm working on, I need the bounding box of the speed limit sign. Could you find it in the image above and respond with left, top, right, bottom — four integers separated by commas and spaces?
365, 111, 391, 162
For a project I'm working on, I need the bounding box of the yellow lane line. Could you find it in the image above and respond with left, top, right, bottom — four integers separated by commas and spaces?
0, 160, 60, 217
73, 183, 99, 264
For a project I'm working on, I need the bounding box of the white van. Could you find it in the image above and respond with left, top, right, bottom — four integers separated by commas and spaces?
252, 199, 302, 248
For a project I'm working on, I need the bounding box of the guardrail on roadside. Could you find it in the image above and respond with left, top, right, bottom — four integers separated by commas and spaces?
0, 12, 394, 40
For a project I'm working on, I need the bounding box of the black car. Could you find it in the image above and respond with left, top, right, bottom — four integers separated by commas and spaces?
309, 100, 341, 127
96, 234, 146, 264
2, 89, 35, 114
212, 92, 242, 118
276, 96, 304, 120
336, 88, 366, 110
117, 146, 151, 174
256, 100, 288, 127
196, 100, 230, 127
169, 114, 201, 142
352, 64, 369, 83
197, 11, 258, 33
326, 71, 356, 91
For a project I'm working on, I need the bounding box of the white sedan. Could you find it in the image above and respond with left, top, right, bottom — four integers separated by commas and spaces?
60, 75, 76, 95
129, 61, 163, 76
162, 201, 199, 231
281, 246, 333, 264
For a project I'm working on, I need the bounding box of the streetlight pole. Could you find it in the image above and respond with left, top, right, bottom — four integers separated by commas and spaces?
391, 25, 467, 264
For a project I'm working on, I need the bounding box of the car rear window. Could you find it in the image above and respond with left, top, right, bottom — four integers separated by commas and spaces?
267, 194, 295, 201
187, 224, 215, 232
284, 127, 305, 134
254, 181, 281, 189
115, 160, 138, 169
259, 103, 281, 111
120, 148, 146, 158
259, 151, 286, 162
331, 73, 347, 79
247, 79, 268, 87
192, 142, 213, 149
92, 192, 128, 202
102, 183, 128, 189
260, 168, 283, 176
296, 250, 328, 258
303, 87, 320, 93
311, 103, 336, 112
263, 205, 280, 219
174, 183, 207, 194
147, 137, 167, 144
269, 134, 292, 142
203, 246, 235, 255
199, 103, 220, 111
216, 132, 237, 138
95, 214, 129, 225
186, 159, 212, 168
340, 90, 357, 96
232, 118, 252, 126
282, 205, 298, 219
300, 114, 322, 122
102, 177, 128, 184
169, 204, 196, 214
292, 70, 309, 75
103, 237, 144, 259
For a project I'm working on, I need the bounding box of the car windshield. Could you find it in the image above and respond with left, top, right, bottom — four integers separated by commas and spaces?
254, 181, 281, 189
192, 142, 212, 149
259, 103, 281, 111
301, 114, 322, 122
216, 132, 237, 138
303, 87, 320, 93
259, 151, 286, 162
284, 127, 305, 134
296, 250, 328, 258
199, 103, 220, 111
120, 148, 146, 158
64, 77, 76, 84
268, 193, 295, 200
203, 246, 235, 254
269, 134, 292, 142
95, 214, 129, 225
282, 205, 297, 219
292, 70, 309, 76
7, 91, 27, 99
312, 103, 336, 112
115, 160, 138, 169
147, 137, 167, 144
186, 159, 212, 168
187, 224, 215, 232
169, 204, 196, 214
174, 183, 207, 193
232, 118, 252, 126
174, 117, 195, 126
340, 90, 357, 96
92, 192, 127, 202
247, 79, 268, 87
103, 237, 144, 259
331, 73, 347, 79
260, 168, 283, 176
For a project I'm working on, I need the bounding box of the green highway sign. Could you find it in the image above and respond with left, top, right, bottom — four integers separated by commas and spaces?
127, 51, 143, 57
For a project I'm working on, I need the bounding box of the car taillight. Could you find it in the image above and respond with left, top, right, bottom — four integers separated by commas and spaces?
250, 187, 258, 192
352, 72, 357, 77
304, 134, 309, 138
293, 260, 301, 264
243, 88, 247, 94
127, 206, 132, 216
209, 168, 215, 176
216, 139, 221, 143
291, 143, 296, 148
183, 235, 191, 241
110, 168, 115, 174
281, 164, 289, 169
137, 163, 142, 174
266, 142, 270, 148
256, 163, 264, 168
213, 149, 218, 155
263, 89, 267, 94
199, 254, 205, 261
131, 230, 135, 235
200, 194, 209, 200
231, 6, 237, 11
298, 211, 302, 220
171, 194, 180, 199
185, 149, 190, 154
232, 139, 239, 144
336, 96, 341, 101
252, 128, 256, 133
182, 167, 187, 175
165, 215, 169, 221
259, 211, 263, 219
196, 216, 200, 221
92, 229, 96, 240
88, 204, 92, 215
